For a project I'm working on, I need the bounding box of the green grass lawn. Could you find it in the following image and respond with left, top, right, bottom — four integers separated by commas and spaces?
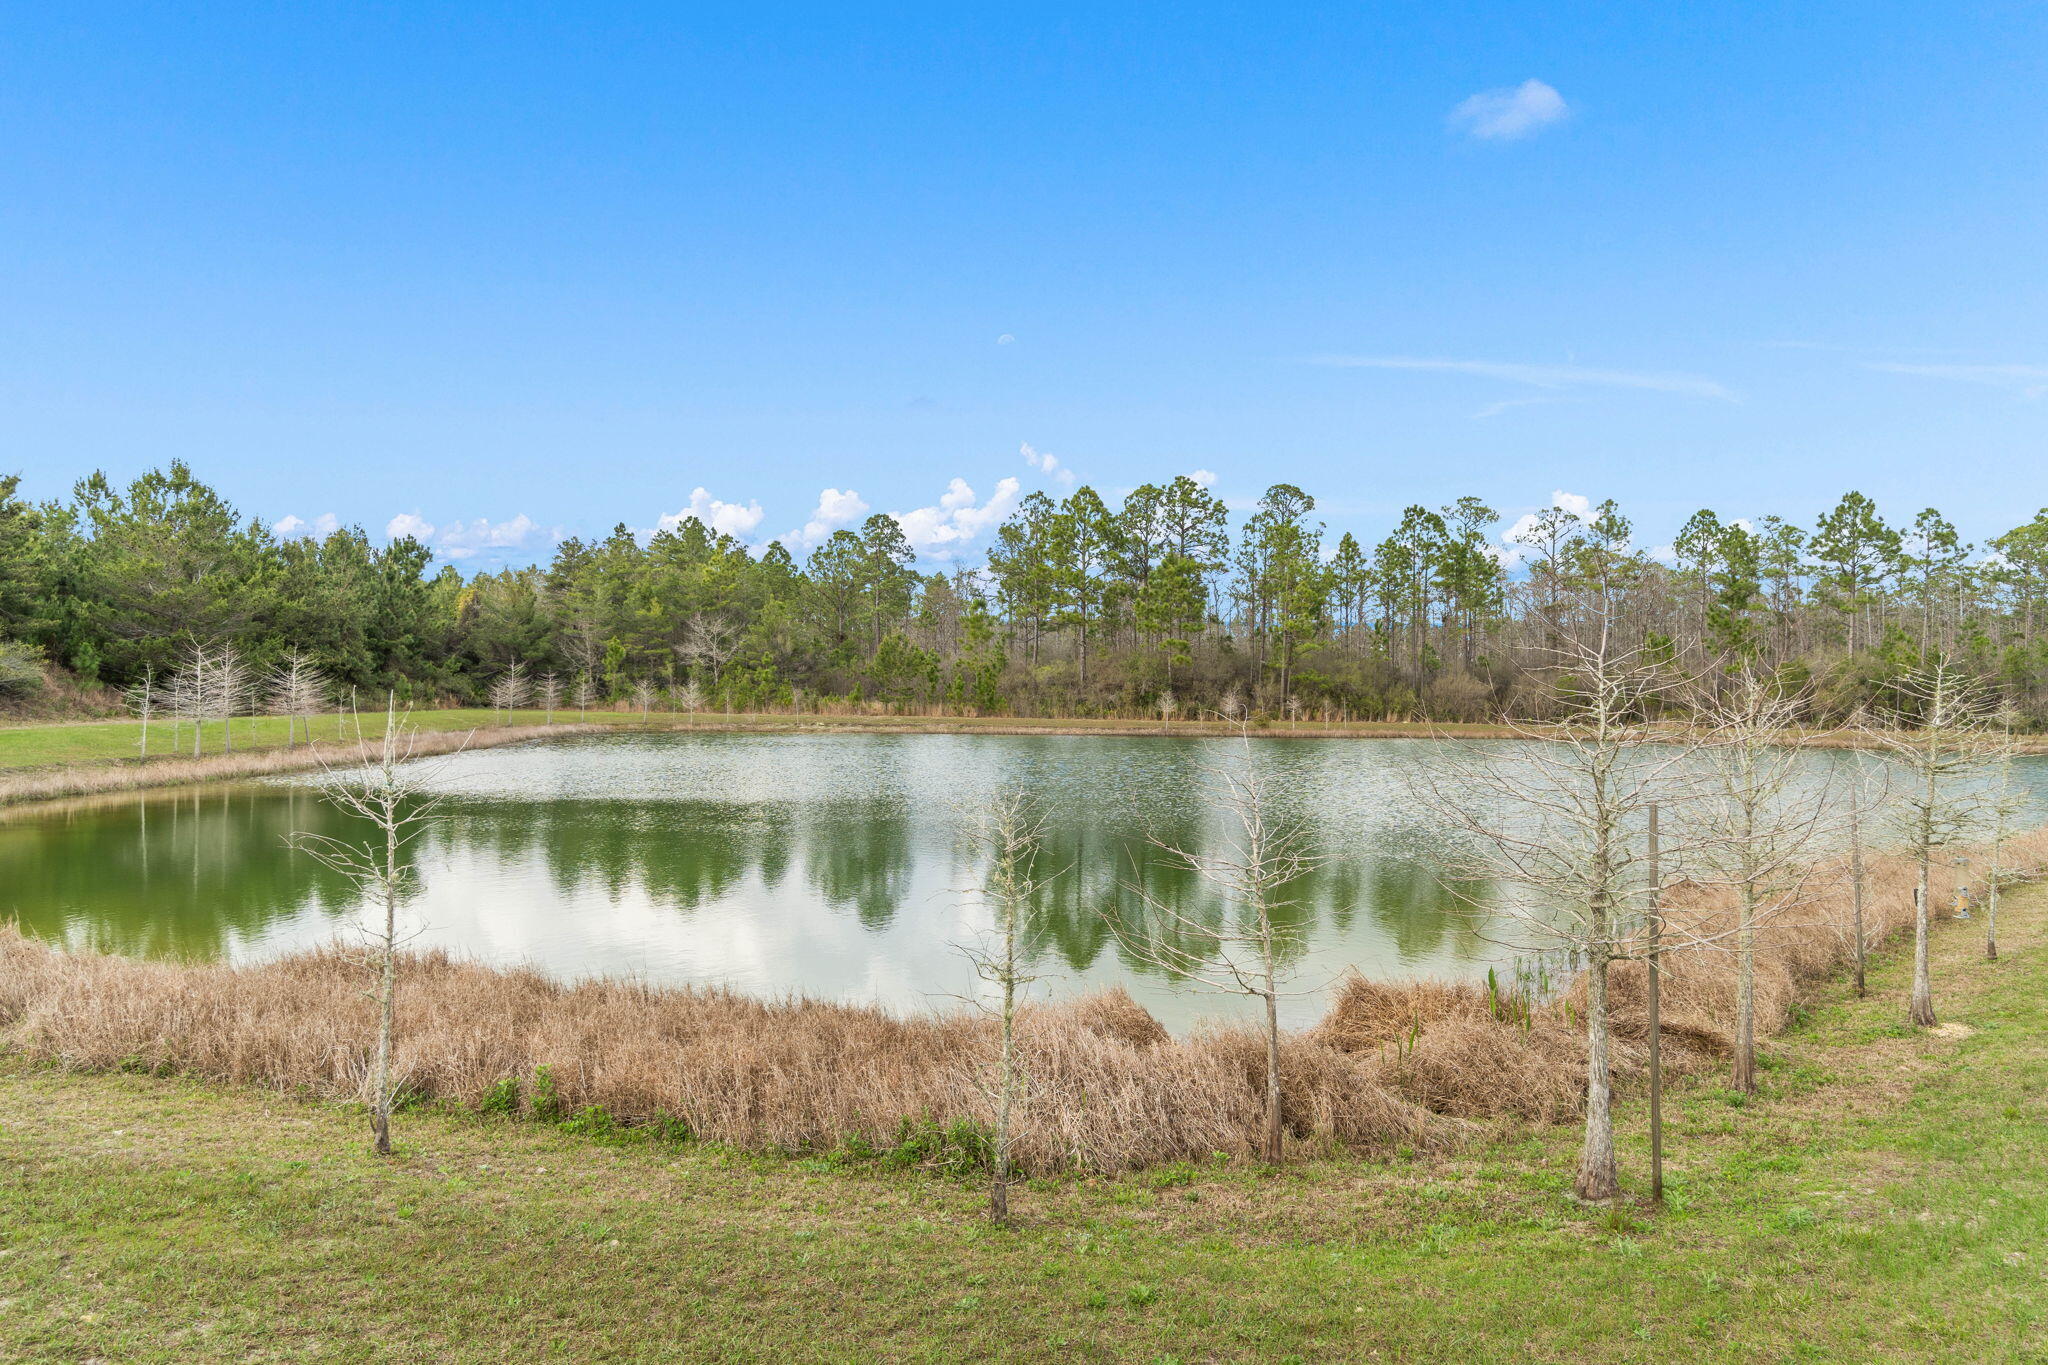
5, 888, 2048, 1361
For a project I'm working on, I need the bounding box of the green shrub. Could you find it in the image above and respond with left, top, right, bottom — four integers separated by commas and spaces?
884, 1115, 994, 1175
529, 1065, 564, 1121
558, 1104, 616, 1138
479, 1077, 520, 1116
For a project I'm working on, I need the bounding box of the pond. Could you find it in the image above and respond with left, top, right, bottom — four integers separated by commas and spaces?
6, 731, 2044, 1028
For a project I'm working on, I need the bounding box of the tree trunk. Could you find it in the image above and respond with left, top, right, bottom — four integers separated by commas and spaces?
1850, 811, 1868, 997
992, 967, 1014, 1225
1909, 879, 1936, 1028
1732, 885, 1757, 1093
1646, 803, 1663, 1205
1262, 984, 1283, 1165
372, 800, 400, 1156
373, 881, 397, 1156
1985, 856, 2000, 962
1574, 945, 1619, 1201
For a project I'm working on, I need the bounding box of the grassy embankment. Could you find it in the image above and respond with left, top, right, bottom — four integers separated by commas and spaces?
5, 884, 2048, 1361
0, 718, 610, 808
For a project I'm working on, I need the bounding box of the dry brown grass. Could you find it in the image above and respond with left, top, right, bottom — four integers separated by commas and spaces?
0, 935, 1455, 1173
3, 822, 2039, 1170
1325, 826, 2048, 1122
0, 724, 604, 809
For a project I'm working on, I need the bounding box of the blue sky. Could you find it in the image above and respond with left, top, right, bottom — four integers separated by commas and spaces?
3, 3, 2045, 568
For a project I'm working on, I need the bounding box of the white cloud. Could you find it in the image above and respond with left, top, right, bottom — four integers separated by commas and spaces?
783, 487, 871, 550
1307, 354, 1736, 401
1499, 490, 1599, 565
1866, 361, 2048, 399
434, 513, 543, 561
273, 512, 341, 539
1449, 79, 1569, 141
1020, 441, 1077, 487
892, 477, 1022, 561
386, 512, 436, 542
657, 487, 767, 539
1187, 469, 1218, 488
996, 333, 1015, 346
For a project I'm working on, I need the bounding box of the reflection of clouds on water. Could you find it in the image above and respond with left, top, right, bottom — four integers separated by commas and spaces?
15, 733, 2043, 1030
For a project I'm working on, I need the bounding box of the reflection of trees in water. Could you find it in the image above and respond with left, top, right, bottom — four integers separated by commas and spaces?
0, 785, 363, 959
9, 764, 1500, 980
801, 802, 914, 928
444, 799, 770, 913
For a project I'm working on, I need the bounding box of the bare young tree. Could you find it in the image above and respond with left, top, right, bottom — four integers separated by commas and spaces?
1972, 715, 2028, 963
1415, 616, 1692, 1200
1829, 736, 1901, 1000
125, 666, 158, 759
675, 679, 704, 725
678, 613, 740, 687
212, 644, 255, 753
537, 672, 563, 725
268, 648, 332, 749
1871, 659, 2003, 1028
166, 641, 228, 756
955, 793, 1058, 1224
574, 673, 594, 722
1688, 669, 1837, 1093
632, 677, 655, 719
1157, 689, 1177, 735
1111, 730, 1320, 1164
287, 700, 464, 1155
487, 661, 530, 724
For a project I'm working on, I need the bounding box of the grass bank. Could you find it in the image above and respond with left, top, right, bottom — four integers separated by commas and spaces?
6, 881, 2048, 1361
0, 722, 607, 809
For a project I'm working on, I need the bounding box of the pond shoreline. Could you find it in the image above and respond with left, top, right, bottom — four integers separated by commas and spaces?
0, 723, 607, 813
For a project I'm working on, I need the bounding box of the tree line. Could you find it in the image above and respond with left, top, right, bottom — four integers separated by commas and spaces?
7, 460, 2048, 724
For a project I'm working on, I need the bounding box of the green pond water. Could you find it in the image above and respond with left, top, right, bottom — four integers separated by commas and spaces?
6, 732, 2043, 1028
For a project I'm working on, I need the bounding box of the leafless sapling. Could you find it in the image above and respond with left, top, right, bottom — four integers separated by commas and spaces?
125, 667, 158, 759
1972, 714, 2027, 963
1870, 659, 2003, 1028
955, 792, 1058, 1224
213, 644, 254, 753
1111, 726, 1321, 1164
537, 672, 563, 726
487, 661, 530, 725
268, 648, 332, 749
1413, 616, 1695, 1201
676, 679, 704, 725
287, 699, 466, 1155
1688, 668, 1839, 1092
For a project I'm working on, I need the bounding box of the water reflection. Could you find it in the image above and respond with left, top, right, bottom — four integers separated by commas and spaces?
12, 732, 1990, 1028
